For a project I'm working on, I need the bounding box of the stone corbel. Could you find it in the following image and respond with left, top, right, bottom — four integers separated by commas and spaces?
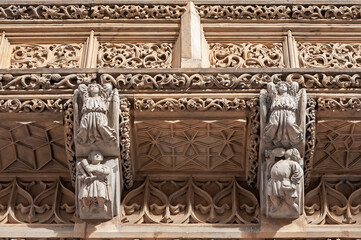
73, 82, 121, 219
259, 81, 307, 218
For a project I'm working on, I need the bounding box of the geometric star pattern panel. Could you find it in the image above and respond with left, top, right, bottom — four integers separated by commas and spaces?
135, 119, 246, 174
313, 120, 361, 173
0, 120, 68, 173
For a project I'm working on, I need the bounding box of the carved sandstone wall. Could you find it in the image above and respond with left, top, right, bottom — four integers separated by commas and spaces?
0, 0, 361, 239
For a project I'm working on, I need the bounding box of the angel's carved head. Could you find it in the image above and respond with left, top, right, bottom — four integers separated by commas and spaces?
276, 82, 289, 95
88, 83, 100, 97
88, 151, 103, 164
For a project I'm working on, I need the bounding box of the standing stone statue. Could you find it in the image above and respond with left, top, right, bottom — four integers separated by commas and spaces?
76, 151, 121, 219
266, 148, 303, 218
263, 81, 303, 148
75, 83, 117, 145
260, 81, 306, 219
73, 82, 121, 220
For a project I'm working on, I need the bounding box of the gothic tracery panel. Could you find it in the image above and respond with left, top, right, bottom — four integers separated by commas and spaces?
0, 178, 75, 224
135, 120, 246, 174
297, 42, 361, 68
313, 120, 361, 173
121, 176, 259, 224
305, 176, 361, 224
10, 44, 84, 69
209, 43, 285, 68
98, 43, 173, 68
0, 120, 68, 173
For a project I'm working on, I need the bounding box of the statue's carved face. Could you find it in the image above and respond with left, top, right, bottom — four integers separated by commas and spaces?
89, 84, 100, 96
277, 82, 288, 94
89, 151, 103, 164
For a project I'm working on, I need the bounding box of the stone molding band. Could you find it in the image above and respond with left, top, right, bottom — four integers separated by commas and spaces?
2, 71, 361, 91
1, 4, 361, 20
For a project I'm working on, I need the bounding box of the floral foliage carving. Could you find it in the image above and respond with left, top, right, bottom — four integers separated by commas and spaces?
0, 178, 75, 224
0, 73, 96, 90
64, 100, 76, 184
317, 98, 361, 112
100, 73, 281, 90
120, 98, 133, 189
291, 5, 361, 20
298, 42, 361, 68
286, 73, 361, 88
11, 44, 83, 69
121, 176, 259, 224
304, 98, 316, 188
1, 4, 361, 20
98, 43, 173, 69
0, 98, 72, 113
209, 43, 284, 68
2, 72, 360, 91
134, 98, 252, 112
246, 98, 260, 188
196, 5, 291, 19
196, 5, 361, 20
305, 176, 361, 224
0, 5, 186, 19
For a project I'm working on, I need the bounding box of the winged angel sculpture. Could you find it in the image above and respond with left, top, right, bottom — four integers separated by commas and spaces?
260, 81, 306, 218
261, 81, 305, 148
74, 82, 118, 145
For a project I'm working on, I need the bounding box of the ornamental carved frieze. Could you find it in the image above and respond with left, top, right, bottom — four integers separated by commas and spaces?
196, 5, 361, 20
98, 43, 173, 69
317, 98, 361, 112
0, 178, 75, 224
10, 44, 84, 69
135, 97, 252, 112
298, 42, 361, 68
209, 43, 285, 68
121, 176, 259, 224
0, 98, 71, 113
0, 5, 186, 19
2, 72, 361, 91
0, 73, 96, 90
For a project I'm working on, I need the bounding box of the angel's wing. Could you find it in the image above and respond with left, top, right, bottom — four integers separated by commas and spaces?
289, 82, 299, 97
107, 88, 119, 136
72, 87, 85, 138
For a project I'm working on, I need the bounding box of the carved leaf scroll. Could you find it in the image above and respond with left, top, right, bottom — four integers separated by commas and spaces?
100, 73, 281, 90
209, 43, 285, 68
0, 178, 75, 224
0, 98, 72, 113
298, 42, 361, 68
120, 98, 133, 189
0, 5, 186, 19
134, 98, 251, 112
98, 43, 173, 69
11, 44, 83, 69
318, 98, 361, 112
304, 98, 316, 188
305, 177, 361, 224
121, 176, 259, 224
0, 73, 96, 90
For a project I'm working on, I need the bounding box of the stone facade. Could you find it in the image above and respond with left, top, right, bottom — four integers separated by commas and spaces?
0, 0, 361, 239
